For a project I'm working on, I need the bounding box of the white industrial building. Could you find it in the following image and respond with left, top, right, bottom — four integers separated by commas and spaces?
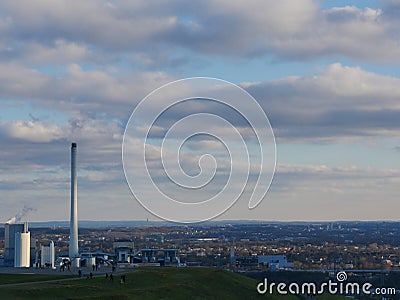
41, 241, 55, 269
14, 223, 30, 268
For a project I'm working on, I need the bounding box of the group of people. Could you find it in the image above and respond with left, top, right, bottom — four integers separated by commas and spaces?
105, 272, 113, 281
76, 264, 126, 284
105, 272, 126, 284
60, 261, 71, 272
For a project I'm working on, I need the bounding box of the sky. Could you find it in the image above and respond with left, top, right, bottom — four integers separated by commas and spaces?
0, 0, 400, 222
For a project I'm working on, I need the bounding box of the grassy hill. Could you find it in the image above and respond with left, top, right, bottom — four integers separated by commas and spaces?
0, 267, 345, 300
0, 273, 74, 285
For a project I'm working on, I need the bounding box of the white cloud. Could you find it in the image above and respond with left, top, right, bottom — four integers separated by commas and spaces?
21, 40, 91, 64
246, 63, 400, 141
2, 62, 399, 144
0, 0, 399, 62
277, 163, 400, 178
1, 0, 179, 50
0, 120, 64, 142
0, 62, 175, 120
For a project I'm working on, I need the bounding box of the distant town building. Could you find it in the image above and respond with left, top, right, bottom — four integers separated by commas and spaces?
230, 247, 235, 266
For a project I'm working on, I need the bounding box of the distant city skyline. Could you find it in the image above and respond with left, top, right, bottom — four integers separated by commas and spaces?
0, 0, 399, 222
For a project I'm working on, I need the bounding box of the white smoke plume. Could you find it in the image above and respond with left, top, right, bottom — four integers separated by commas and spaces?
5, 205, 35, 224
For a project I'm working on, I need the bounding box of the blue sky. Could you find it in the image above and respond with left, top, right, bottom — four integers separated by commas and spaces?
0, 0, 399, 222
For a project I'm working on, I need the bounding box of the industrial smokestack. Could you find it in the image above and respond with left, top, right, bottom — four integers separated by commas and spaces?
6, 206, 35, 224
69, 142, 79, 262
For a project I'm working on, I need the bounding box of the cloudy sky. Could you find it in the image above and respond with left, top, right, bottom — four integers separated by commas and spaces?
1, 0, 399, 222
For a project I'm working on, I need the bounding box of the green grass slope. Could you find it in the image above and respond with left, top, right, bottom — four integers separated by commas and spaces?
0, 267, 303, 300
0, 273, 74, 285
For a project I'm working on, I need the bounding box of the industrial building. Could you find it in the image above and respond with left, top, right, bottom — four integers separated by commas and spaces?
40, 241, 55, 269
3, 222, 34, 268
4, 222, 25, 266
14, 224, 30, 268
233, 254, 294, 271
131, 248, 180, 265
113, 239, 135, 264
112, 239, 180, 266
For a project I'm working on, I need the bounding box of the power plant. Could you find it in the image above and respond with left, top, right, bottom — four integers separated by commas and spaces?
0, 142, 181, 270
1, 143, 80, 269
69, 142, 80, 267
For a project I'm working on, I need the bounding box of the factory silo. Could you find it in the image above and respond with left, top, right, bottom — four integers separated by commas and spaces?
14, 222, 30, 268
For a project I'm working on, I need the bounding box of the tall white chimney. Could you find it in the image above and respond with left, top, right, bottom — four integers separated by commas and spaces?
69, 142, 79, 262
